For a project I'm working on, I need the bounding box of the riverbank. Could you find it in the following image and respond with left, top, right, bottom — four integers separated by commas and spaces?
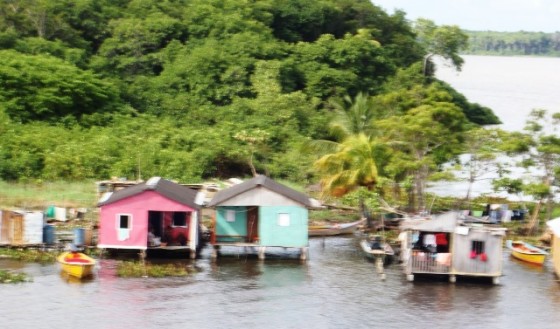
0, 179, 554, 248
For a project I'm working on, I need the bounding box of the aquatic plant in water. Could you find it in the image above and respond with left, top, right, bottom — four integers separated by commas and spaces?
117, 261, 190, 278
0, 248, 57, 263
0, 270, 30, 283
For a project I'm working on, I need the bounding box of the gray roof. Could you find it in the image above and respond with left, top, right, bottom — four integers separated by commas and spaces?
207, 175, 313, 207
400, 211, 459, 232
97, 177, 200, 209
400, 211, 507, 234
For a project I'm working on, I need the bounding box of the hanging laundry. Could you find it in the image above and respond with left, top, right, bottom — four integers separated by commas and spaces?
423, 234, 436, 246
435, 233, 448, 246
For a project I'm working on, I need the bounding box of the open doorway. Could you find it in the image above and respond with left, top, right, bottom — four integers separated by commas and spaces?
247, 207, 259, 243
148, 211, 164, 238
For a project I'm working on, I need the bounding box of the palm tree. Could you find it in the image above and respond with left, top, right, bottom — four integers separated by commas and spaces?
312, 134, 379, 197
328, 92, 379, 139
306, 93, 382, 197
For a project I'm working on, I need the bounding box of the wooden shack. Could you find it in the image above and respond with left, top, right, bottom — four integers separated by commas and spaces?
0, 210, 44, 246
400, 211, 506, 284
546, 217, 560, 277
207, 175, 314, 260
97, 177, 203, 258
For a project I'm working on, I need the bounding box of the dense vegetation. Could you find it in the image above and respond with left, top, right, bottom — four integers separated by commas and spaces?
0, 0, 500, 190
464, 31, 560, 56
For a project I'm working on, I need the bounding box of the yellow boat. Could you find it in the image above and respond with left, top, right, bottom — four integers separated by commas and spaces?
57, 251, 96, 278
506, 240, 548, 265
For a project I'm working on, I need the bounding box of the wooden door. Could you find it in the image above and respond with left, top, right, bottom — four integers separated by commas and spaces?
11, 213, 24, 245
247, 207, 259, 243
0, 211, 10, 244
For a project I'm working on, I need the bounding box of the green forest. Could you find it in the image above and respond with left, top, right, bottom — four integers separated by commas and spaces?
1, 0, 507, 208
464, 30, 560, 56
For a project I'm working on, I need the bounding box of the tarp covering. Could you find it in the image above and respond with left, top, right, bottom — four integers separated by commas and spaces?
547, 217, 560, 235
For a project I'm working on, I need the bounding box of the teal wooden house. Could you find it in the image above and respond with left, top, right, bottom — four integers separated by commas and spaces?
207, 175, 314, 260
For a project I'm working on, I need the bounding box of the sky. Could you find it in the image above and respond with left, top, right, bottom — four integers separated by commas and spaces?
372, 0, 560, 32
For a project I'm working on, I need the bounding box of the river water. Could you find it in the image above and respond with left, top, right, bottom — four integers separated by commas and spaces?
436, 55, 560, 132
2, 236, 560, 329
430, 55, 560, 199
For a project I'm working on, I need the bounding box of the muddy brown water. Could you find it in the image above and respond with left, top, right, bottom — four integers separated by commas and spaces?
1, 236, 560, 329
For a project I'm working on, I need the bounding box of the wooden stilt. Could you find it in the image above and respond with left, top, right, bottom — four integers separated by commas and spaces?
258, 246, 266, 260
300, 247, 308, 261
211, 245, 220, 261
97, 248, 104, 271
376, 256, 384, 274
139, 250, 147, 278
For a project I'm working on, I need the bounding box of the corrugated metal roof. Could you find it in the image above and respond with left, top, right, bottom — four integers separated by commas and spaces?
400, 211, 459, 232
400, 211, 507, 233
97, 177, 200, 209
207, 175, 313, 207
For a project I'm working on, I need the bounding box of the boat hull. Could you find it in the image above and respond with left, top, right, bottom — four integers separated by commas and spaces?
57, 252, 96, 278
359, 239, 394, 263
308, 219, 365, 237
506, 240, 547, 265
510, 250, 547, 265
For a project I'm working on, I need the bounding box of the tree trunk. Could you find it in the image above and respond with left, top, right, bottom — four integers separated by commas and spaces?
415, 164, 429, 212
527, 200, 542, 236
423, 53, 434, 76
248, 152, 257, 177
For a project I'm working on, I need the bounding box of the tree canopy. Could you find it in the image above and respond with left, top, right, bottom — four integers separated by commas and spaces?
0, 0, 499, 189
464, 31, 560, 56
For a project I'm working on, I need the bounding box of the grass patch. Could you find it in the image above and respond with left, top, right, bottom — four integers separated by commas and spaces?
0, 180, 97, 209
117, 261, 191, 278
309, 209, 358, 225
0, 248, 58, 263
0, 269, 30, 283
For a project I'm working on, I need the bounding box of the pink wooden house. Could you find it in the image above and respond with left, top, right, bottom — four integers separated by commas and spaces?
97, 177, 202, 258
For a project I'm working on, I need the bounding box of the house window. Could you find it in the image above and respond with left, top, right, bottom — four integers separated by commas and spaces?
118, 214, 131, 229
471, 240, 485, 255
226, 210, 236, 222
277, 213, 290, 227
172, 212, 188, 227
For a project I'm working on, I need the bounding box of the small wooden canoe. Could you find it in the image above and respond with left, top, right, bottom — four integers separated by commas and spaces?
506, 240, 548, 265
360, 239, 395, 261
309, 218, 365, 237
57, 251, 96, 278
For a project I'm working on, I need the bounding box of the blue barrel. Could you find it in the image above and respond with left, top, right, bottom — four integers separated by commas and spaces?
43, 225, 56, 244
73, 228, 85, 246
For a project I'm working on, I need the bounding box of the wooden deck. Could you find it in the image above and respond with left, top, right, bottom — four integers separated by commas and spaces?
148, 245, 192, 250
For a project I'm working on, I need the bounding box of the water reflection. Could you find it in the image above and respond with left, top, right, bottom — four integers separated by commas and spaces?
58, 271, 96, 284
209, 258, 309, 288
